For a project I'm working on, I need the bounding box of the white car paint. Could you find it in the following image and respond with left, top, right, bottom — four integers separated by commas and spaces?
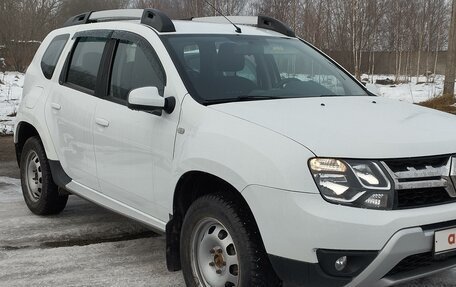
210, 96, 456, 159
47, 84, 101, 190
128, 86, 164, 108
243, 184, 456, 262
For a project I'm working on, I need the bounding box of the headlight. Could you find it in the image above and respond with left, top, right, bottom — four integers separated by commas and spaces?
309, 158, 393, 209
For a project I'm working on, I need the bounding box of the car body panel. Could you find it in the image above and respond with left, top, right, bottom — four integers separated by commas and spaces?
210, 96, 456, 159
46, 84, 100, 190
168, 94, 318, 208
242, 184, 456, 262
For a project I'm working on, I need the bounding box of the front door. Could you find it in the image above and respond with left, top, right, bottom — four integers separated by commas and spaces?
93, 31, 178, 216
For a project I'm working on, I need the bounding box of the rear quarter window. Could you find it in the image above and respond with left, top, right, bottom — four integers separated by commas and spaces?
41, 34, 69, 79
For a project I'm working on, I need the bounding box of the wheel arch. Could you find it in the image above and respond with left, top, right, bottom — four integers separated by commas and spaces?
166, 171, 266, 272
15, 121, 71, 189
15, 121, 40, 167
15, 121, 58, 166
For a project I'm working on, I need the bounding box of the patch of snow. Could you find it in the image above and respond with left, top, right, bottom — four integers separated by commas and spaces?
361, 74, 451, 104
9, 40, 42, 44
282, 72, 449, 104
0, 72, 24, 135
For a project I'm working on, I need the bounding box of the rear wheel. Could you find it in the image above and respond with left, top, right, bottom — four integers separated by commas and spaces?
20, 137, 68, 215
180, 193, 280, 287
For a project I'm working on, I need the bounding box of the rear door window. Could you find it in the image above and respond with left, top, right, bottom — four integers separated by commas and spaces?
66, 37, 107, 92
41, 34, 69, 79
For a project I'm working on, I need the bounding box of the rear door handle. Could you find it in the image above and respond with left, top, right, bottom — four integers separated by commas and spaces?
51, 103, 61, 110
95, 118, 110, 127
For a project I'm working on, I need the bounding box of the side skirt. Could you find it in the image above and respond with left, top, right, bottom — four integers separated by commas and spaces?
65, 179, 167, 234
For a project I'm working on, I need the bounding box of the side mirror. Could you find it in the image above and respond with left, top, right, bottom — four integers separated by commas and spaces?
127, 87, 175, 114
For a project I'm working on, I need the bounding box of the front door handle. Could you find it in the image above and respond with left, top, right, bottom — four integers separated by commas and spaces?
95, 118, 110, 127
51, 103, 61, 110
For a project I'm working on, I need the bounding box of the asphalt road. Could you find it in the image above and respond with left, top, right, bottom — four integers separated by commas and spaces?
0, 135, 455, 286
0, 135, 19, 179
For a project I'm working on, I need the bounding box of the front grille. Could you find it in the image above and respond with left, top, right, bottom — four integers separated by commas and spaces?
396, 187, 456, 209
381, 155, 456, 209
384, 156, 450, 173
386, 252, 456, 277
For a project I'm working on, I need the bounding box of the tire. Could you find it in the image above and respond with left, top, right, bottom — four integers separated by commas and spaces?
20, 136, 68, 215
180, 193, 281, 287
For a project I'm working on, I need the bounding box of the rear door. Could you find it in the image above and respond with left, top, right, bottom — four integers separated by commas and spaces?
46, 31, 111, 190
93, 30, 178, 216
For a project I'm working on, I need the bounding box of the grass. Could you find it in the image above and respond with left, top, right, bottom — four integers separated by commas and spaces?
418, 95, 456, 114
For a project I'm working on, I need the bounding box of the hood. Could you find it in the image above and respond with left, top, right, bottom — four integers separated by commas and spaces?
210, 96, 456, 159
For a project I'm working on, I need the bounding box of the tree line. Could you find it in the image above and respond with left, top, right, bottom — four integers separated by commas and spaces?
0, 0, 452, 80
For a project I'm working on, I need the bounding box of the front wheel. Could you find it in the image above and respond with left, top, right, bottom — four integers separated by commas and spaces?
180, 193, 280, 287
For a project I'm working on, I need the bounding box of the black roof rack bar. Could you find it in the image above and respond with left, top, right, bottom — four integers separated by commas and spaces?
191, 15, 295, 37
63, 11, 93, 27
257, 15, 295, 37
141, 9, 175, 33
62, 9, 176, 33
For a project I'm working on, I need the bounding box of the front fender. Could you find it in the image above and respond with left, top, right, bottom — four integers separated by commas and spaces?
172, 96, 319, 197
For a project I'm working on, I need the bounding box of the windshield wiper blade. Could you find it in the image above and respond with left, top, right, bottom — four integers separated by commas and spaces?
235, 95, 283, 101
205, 95, 283, 105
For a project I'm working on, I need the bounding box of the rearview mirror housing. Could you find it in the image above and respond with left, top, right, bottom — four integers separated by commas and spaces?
127, 87, 175, 114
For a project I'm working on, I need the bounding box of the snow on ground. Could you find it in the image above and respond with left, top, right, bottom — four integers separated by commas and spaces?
363, 74, 449, 104
0, 72, 24, 135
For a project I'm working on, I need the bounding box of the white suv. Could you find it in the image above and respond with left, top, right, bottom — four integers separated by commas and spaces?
14, 9, 456, 287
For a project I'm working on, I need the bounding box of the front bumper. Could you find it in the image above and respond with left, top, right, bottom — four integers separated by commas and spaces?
269, 226, 456, 287
351, 226, 456, 287
242, 185, 456, 286
268, 254, 351, 287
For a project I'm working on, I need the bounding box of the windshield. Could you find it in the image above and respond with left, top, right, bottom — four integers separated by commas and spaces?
163, 35, 368, 104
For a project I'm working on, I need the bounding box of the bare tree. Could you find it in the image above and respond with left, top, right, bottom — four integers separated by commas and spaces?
0, 0, 453, 77
57, 0, 129, 24
0, 0, 60, 71
444, 0, 456, 96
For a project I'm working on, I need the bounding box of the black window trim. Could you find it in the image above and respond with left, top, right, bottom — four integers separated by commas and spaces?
72, 29, 113, 40
59, 30, 113, 96
59, 29, 167, 105
41, 34, 70, 80
99, 30, 167, 107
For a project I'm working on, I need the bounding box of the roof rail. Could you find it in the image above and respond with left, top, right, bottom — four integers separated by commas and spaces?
63, 11, 93, 27
258, 16, 295, 37
191, 15, 295, 37
62, 9, 176, 33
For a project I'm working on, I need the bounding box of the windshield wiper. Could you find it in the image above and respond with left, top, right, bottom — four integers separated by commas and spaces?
235, 95, 283, 101
205, 95, 283, 105
318, 94, 369, 98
